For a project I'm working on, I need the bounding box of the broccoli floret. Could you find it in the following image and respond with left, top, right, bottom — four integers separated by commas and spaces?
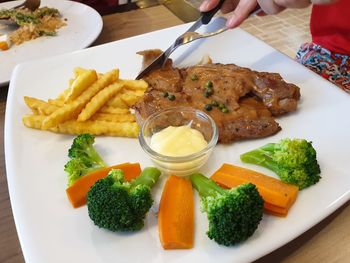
64, 134, 106, 186
68, 134, 106, 167
64, 158, 99, 187
240, 138, 321, 190
190, 173, 263, 246
87, 167, 161, 232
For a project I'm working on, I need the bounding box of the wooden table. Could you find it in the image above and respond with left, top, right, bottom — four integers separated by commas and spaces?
1, 5, 349, 263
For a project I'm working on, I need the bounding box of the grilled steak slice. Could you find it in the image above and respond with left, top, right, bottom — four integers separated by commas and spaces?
134, 52, 300, 143
184, 63, 300, 115
252, 72, 301, 116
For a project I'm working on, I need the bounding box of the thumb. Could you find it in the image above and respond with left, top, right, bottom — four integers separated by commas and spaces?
199, 0, 221, 12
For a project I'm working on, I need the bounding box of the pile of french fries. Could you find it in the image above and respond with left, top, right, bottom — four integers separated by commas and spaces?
22, 67, 148, 138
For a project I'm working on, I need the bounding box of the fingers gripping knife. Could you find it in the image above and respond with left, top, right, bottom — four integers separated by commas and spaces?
135, 1, 261, 80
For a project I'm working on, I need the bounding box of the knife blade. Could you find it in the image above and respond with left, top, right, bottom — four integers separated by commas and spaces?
135, 0, 226, 80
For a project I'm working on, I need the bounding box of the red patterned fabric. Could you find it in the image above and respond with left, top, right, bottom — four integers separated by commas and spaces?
311, 0, 350, 55
296, 43, 350, 93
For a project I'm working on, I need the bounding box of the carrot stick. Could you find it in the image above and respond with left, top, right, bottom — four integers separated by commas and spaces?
214, 177, 288, 216
158, 175, 194, 249
211, 163, 299, 216
66, 162, 141, 208
264, 203, 288, 217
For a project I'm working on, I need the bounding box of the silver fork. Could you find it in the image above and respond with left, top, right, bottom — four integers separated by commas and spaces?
162, 26, 229, 65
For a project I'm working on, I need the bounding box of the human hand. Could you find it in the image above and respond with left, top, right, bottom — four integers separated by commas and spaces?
199, 0, 259, 28
200, 0, 339, 28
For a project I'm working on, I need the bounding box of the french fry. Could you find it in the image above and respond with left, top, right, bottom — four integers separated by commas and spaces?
56, 120, 139, 137
120, 92, 144, 107
42, 69, 119, 129
98, 105, 130, 114
91, 113, 136, 123
24, 96, 59, 115
55, 78, 76, 101
122, 79, 148, 91
74, 67, 88, 77
65, 69, 98, 103
77, 80, 124, 122
124, 88, 145, 97
48, 98, 65, 107
23, 114, 139, 137
105, 87, 145, 108
22, 67, 145, 139
55, 68, 89, 101
106, 94, 129, 108
23, 114, 57, 131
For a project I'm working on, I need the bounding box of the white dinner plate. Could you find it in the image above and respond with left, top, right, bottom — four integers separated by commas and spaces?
0, 0, 102, 86
5, 18, 350, 263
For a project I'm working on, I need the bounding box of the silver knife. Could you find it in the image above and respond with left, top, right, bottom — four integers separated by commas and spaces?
135, 0, 226, 80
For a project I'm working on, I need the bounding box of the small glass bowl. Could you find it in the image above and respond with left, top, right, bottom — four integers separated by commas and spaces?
138, 107, 218, 177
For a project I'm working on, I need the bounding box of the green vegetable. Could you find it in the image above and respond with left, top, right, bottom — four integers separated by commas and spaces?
211, 100, 219, 107
168, 94, 176, 101
221, 107, 229, 113
87, 167, 161, 232
15, 12, 38, 25
190, 74, 198, 81
39, 31, 56, 36
0, 9, 15, 19
204, 104, 213, 111
34, 7, 60, 18
240, 138, 321, 189
205, 81, 213, 88
190, 173, 263, 246
0, 7, 60, 25
204, 88, 213, 98
64, 134, 106, 186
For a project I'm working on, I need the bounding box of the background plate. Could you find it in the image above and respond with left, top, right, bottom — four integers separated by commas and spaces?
5, 18, 350, 263
0, 0, 102, 86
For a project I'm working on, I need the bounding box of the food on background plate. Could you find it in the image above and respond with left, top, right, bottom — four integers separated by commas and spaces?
87, 167, 161, 232
158, 175, 194, 249
190, 173, 263, 246
240, 138, 321, 189
211, 163, 299, 216
0, 34, 10, 50
66, 162, 141, 208
134, 49, 301, 143
0, 7, 66, 50
22, 67, 147, 137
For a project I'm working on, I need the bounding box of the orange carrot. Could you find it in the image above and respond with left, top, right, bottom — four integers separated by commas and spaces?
0, 41, 9, 51
158, 175, 194, 249
264, 203, 288, 217
211, 163, 299, 216
66, 162, 141, 208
